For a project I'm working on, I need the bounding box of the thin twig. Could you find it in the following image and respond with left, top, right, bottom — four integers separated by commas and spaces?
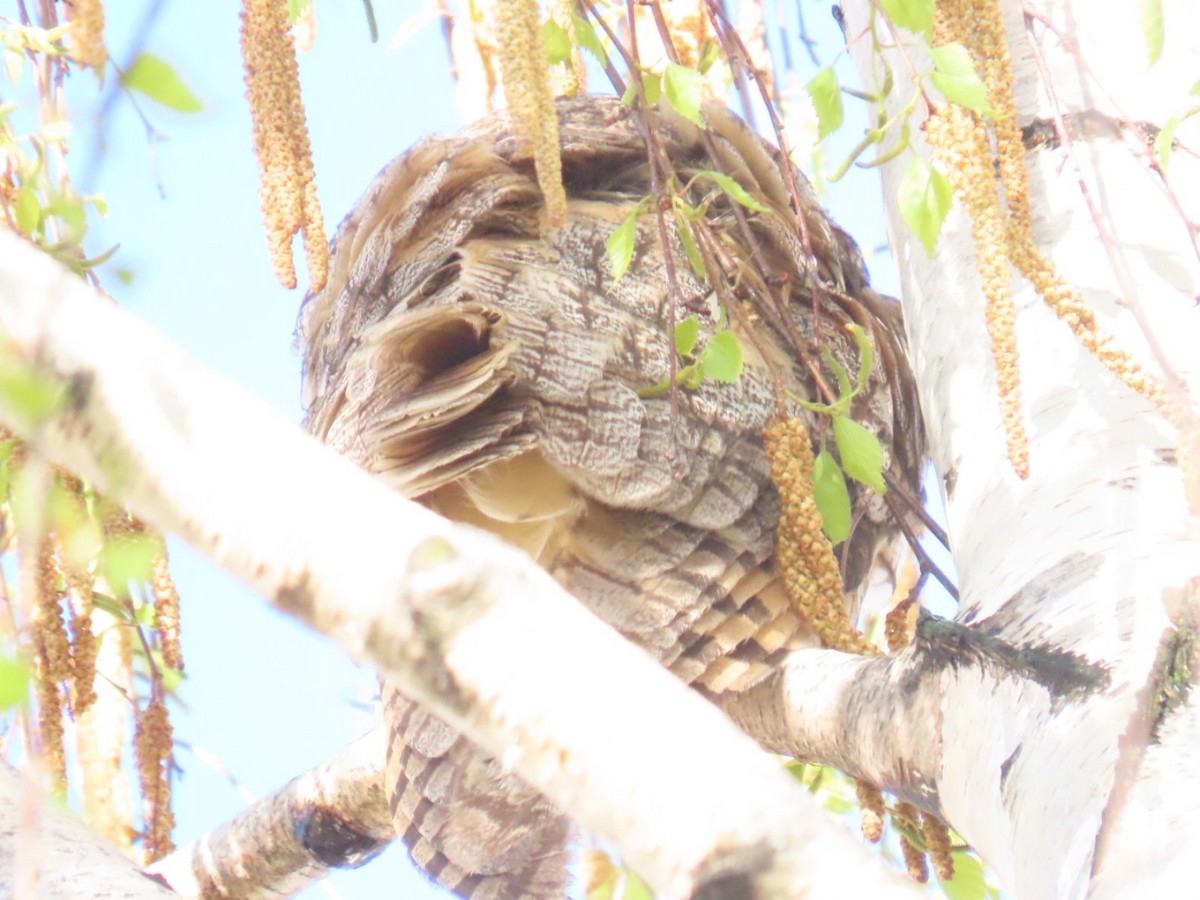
1022, 6, 1200, 280
1020, 6, 1187, 402
883, 489, 958, 602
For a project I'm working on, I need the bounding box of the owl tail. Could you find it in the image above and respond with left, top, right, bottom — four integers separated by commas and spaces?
383, 684, 572, 898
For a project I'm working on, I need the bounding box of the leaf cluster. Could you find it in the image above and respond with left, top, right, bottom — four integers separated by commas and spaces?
791, 325, 888, 544
2, 18, 201, 276
803, 0, 996, 258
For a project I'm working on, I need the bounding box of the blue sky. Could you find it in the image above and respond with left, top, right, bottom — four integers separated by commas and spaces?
79, 2, 459, 895
63, 1, 908, 897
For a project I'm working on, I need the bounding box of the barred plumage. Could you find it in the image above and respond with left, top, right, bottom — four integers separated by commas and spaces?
298, 95, 923, 897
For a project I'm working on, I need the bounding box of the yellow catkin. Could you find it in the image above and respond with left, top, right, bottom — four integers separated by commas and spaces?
764, 417, 896, 846
884, 597, 915, 653
549, 0, 585, 96
66, 0, 107, 73
970, 0, 1165, 411
894, 801, 929, 883
659, 0, 710, 70
101, 500, 135, 545
855, 779, 885, 843
922, 811, 956, 881
148, 531, 182, 673
1180, 414, 1200, 514
763, 417, 877, 654
52, 472, 98, 715
883, 553, 920, 651
239, 0, 327, 291
77, 617, 135, 851
292, 63, 327, 293
934, 0, 1169, 465
495, 0, 567, 230
58, 547, 97, 714
135, 693, 175, 863
33, 540, 70, 793
925, 102, 1029, 479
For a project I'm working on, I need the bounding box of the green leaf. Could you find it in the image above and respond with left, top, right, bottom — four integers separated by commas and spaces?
621, 870, 655, 900
159, 659, 184, 694
134, 601, 157, 628
47, 480, 102, 570
675, 217, 707, 281
663, 63, 705, 126
879, 0, 933, 34
0, 356, 68, 433
832, 416, 887, 494
851, 325, 875, 389
47, 188, 88, 241
1154, 108, 1197, 173
897, 155, 952, 257
542, 19, 571, 66
930, 43, 994, 117
99, 533, 159, 595
679, 362, 704, 390
695, 170, 769, 212
941, 849, 998, 899
4, 47, 23, 86
606, 208, 640, 281
642, 72, 662, 106
862, 122, 911, 168
121, 53, 203, 113
674, 316, 701, 357
698, 331, 743, 382
0, 654, 30, 711
573, 15, 607, 65
813, 449, 852, 544
821, 347, 854, 408
90, 591, 131, 621
1141, 0, 1164, 67
806, 67, 844, 139
14, 184, 40, 235
620, 72, 662, 107
1155, 112, 1181, 172
696, 39, 721, 74
286, 0, 311, 23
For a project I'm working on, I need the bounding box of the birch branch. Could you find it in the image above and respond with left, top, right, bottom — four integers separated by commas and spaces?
0, 230, 916, 897
0, 763, 177, 899
150, 730, 392, 899
721, 647, 941, 810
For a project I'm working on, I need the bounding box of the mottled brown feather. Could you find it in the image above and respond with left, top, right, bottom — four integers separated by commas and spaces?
299, 96, 924, 898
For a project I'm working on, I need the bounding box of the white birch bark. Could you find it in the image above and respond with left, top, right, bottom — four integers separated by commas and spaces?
149, 730, 393, 899
0, 763, 177, 899
792, 1, 1200, 896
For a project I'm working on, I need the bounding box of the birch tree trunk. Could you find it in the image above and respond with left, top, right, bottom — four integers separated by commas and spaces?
824, 1, 1200, 896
